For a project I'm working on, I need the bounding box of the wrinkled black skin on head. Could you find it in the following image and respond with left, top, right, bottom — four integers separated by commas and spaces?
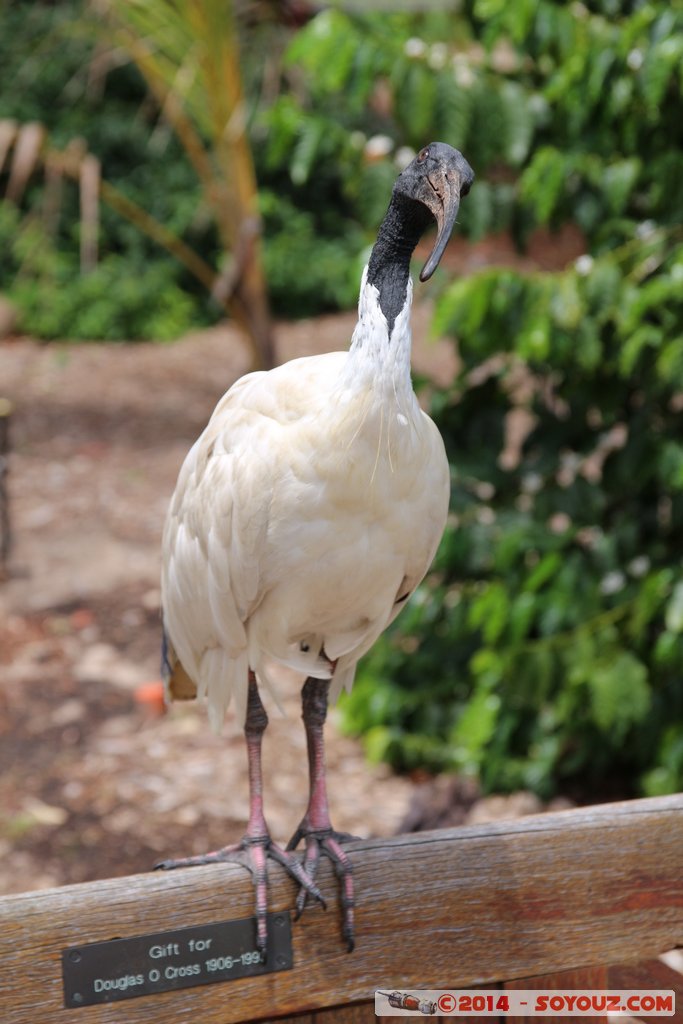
366, 142, 474, 335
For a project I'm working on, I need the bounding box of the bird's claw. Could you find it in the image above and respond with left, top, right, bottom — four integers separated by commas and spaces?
287, 827, 356, 952
154, 835, 325, 956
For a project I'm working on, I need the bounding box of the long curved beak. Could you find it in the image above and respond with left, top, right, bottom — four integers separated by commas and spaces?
419, 174, 462, 282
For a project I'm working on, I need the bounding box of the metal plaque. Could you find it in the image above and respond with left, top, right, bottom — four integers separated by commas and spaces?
62, 911, 293, 1008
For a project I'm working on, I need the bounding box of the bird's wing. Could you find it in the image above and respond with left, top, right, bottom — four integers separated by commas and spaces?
162, 353, 349, 727
328, 406, 450, 702
161, 373, 275, 727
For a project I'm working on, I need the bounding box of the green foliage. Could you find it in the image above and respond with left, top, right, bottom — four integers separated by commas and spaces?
0, 202, 198, 341
13, 253, 197, 343
0, 0, 211, 340
259, 190, 363, 316
339, 0, 683, 800
260, 7, 540, 242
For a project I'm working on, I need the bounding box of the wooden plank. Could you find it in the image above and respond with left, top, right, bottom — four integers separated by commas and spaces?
273, 1002, 373, 1024
0, 795, 682, 1024
311, 1005, 372, 1023
607, 960, 683, 1024
506, 967, 609, 1023
240, 1002, 377, 1023
504, 959, 683, 1024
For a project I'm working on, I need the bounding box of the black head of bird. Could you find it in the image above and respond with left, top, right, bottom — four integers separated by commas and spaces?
403, 142, 474, 281
367, 142, 474, 332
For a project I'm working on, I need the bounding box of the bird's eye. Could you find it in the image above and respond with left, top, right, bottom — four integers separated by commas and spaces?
299, 641, 310, 653
417, 147, 430, 164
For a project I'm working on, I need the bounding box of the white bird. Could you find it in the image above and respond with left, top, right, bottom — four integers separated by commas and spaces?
157, 142, 474, 954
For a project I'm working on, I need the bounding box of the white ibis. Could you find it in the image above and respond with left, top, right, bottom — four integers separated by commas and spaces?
157, 142, 474, 954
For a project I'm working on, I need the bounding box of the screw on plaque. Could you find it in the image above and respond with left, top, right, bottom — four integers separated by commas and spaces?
276, 955, 287, 967
73, 993, 83, 1004
69, 950, 82, 963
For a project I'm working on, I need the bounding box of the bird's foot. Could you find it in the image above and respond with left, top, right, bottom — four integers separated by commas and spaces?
154, 835, 325, 956
286, 826, 358, 952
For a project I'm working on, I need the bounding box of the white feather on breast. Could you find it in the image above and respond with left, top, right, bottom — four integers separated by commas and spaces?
161, 275, 450, 728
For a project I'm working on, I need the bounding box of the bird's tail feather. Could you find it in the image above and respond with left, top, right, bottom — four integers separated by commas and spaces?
330, 662, 357, 703
162, 627, 247, 730
254, 659, 286, 716
198, 647, 249, 732
161, 628, 197, 701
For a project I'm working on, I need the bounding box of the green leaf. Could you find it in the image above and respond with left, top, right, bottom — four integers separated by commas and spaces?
588, 652, 650, 739
665, 581, 683, 633
285, 9, 357, 95
435, 75, 472, 152
653, 631, 680, 667
393, 62, 438, 143
603, 158, 641, 214
468, 582, 510, 645
458, 179, 494, 240
516, 313, 551, 361
618, 324, 662, 377
658, 443, 683, 491
469, 647, 504, 686
656, 337, 683, 388
433, 272, 498, 340
524, 551, 562, 593
508, 592, 537, 643
520, 147, 569, 223
289, 118, 326, 186
550, 273, 583, 331
499, 80, 534, 166
640, 725, 683, 796
641, 34, 683, 113
450, 688, 502, 769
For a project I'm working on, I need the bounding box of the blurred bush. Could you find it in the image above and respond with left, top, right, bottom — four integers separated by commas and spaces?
335, 0, 683, 800
0, 2, 616, 330
0, 0, 206, 340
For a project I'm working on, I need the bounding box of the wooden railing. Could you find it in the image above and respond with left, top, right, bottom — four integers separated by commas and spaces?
1, 794, 681, 1023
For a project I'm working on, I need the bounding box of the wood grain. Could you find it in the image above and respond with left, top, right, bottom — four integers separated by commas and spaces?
506, 967, 611, 1024
0, 795, 681, 1024
608, 960, 683, 1024
505, 960, 683, 1024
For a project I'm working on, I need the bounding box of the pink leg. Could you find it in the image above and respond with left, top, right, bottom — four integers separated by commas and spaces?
287, 677, 356, 952
156, 673, 324, 955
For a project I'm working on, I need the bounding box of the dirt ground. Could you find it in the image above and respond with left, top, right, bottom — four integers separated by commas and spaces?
0, 228, 588, 898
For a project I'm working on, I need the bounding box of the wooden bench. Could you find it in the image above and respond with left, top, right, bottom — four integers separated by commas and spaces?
1, 794, 681, 1022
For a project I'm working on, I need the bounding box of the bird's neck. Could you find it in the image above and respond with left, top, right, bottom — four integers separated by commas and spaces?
341, 192, 431, 407
366, 193, 432, 336
343, 267, 415, 403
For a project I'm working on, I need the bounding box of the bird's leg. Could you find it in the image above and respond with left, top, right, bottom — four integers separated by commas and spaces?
286, 676, 356, 952
155, 673, 324, 955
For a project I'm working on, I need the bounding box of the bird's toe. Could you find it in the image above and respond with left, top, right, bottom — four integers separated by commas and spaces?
266, 840, 326, 908
321, 834, 355, 952
285, 827, 356, 951
293, 834, 323, 918
152, 837, 324, 957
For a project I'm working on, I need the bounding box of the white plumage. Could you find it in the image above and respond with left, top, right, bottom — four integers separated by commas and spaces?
161, 270, 449, 727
